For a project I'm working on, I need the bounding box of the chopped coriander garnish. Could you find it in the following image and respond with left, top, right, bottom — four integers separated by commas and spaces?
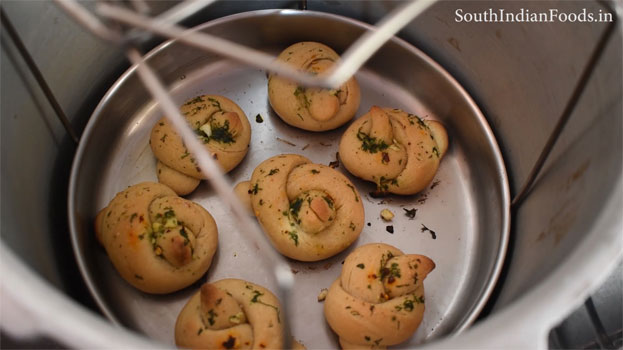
209, 120, 235, 144
206, 97, 222, 110
293, 86, 311, 107
395, 296, 420, 312
403, 299, 414, 311
346, 183, 359, 202
249, 289, 280, 321
250, 290, 263, 303
357, 129, 389, 153
288, 231, 299, 246
407, 113, 428, 129
184, 96, 204, 105
378, 176, 398, 192
207, 309, 217, 326
322, 196, 334, 209
179, 227, 190, 246
293, 86, 305, 97
289, 198, 304, 219
249, 183, 261, 195
378, 251, 395, 279
356, 263, 365, 269
389, 262, 401, 278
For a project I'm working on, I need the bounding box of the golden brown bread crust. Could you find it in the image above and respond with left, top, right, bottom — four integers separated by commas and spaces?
338, 106, 448, 195
175, 279, 284, 349
268, 42, 360, 131
94, 182, 218, 294
233, 180, 253, 214
324, 243, 435, 349
150, 95, 251, 195
156, 161, 201, 196
243, 154, 364, 261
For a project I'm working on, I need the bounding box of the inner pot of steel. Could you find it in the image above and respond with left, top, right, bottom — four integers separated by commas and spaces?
68, 9, 509, 348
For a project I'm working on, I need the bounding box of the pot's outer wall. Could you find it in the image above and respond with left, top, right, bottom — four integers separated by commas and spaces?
1, 0, 621, 342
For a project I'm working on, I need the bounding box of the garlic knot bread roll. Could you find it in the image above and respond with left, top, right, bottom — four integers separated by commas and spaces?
324, 243, 435, 349
246, 154, 364, 261
339, 106, 448, 195
94, 182, 218, 294
150, 95, 251, 195
175, 279, 284, 349
268, 42, 360, 131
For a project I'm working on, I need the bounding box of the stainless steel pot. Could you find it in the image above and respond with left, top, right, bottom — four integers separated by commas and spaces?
68, 10, 509, 347
1, 1, 621, 348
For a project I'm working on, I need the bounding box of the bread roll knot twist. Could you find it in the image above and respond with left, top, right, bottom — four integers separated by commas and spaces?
324, 243, 435, 349
94, 182, 218, 294
239, 154, 364, 261
339, 106, 448, 195
175, 279, 284, 349
268, 42, 360, 131
150, 95, 251, 195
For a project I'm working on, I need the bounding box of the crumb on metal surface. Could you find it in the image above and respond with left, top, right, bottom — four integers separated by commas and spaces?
380, 209, 394, 221
403, 208, 417, 219
276, 137, 296, 147
317, 288, 329, 302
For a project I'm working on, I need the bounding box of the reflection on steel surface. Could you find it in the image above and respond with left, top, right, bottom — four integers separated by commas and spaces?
56, 0, 436, 88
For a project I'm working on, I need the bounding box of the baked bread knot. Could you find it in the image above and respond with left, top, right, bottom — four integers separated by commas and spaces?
324, 243, 435, 349
233, 180, 253, 214
339, 106, 448, 195
268, 42, 360, 131
150, 95, 251, 195
246, 154, 364, 261
94, 182, 218, 294
175, 279, 284, 349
